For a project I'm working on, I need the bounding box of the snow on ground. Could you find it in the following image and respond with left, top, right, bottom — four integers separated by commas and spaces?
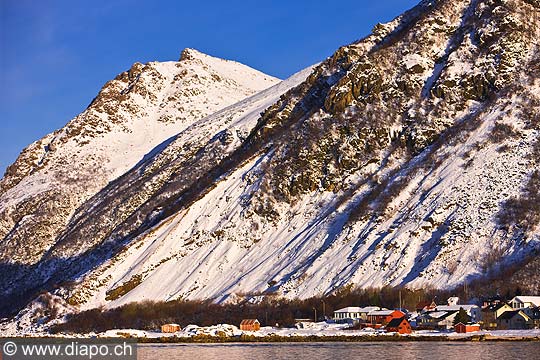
62, 323, 540, 340
0, 294, 75, 337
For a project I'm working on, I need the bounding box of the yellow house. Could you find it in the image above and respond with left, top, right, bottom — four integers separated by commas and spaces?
481, 303, 512, 329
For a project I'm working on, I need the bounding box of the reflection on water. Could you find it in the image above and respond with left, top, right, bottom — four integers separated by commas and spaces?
138, 342, 540, 360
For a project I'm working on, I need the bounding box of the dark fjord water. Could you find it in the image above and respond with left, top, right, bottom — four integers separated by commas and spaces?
138, 341, 540, 360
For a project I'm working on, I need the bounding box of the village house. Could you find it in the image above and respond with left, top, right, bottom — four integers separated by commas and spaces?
161, 323, 181, 333
416, 310, 458, 330
455, 322, 481, 333
497, 310, 531, 330
481, 295, 502, 308
415, 297, 482, 330
415, 300, 437, 312
333, 307, 361, 322
434, 304, 482, 323
509, 296, 540, 316
386, 317, 412, 334
240, 319, 261, 331
333, 306, 380, 323
366, 309, 405, 326
481, 303, 513, 329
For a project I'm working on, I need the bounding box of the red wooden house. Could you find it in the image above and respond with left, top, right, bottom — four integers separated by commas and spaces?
386, 317, 412, 334
455, 322, 481, 333
367, 309, 405, 325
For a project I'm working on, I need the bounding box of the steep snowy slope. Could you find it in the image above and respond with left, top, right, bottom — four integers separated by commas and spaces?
2, 0, 540, 323
52, 0, 539, 310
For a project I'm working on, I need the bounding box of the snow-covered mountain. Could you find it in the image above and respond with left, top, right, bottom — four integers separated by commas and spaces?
0, 49, 278, 314
1, 0, 540, 327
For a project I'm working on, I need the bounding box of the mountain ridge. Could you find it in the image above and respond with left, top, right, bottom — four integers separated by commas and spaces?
0, 49, 280, 317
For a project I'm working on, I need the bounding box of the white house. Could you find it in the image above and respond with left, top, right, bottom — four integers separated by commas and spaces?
435, 304, 482, 323
333, 306, 381, 322
510, 296, 540, 316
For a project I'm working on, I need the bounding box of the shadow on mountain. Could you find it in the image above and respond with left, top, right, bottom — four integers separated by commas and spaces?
0, 234, 131, 318
0, 63, 332, 319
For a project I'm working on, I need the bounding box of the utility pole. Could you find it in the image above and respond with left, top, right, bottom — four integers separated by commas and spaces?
399, 290, 402, 310
464, 280, 468, 303
312, 307, 317, 323
321, 300, 326, 320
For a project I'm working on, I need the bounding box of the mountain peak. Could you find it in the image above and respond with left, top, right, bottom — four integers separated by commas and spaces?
179, 48, 208, 61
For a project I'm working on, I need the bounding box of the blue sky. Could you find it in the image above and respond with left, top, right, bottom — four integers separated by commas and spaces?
0, 0, 419, 175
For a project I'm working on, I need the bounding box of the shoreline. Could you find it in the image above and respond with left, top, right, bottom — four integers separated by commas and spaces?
3, 334, 538, 343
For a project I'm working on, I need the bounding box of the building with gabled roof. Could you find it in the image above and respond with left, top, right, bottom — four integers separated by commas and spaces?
161, 323, 181, 333
367, 309, 405, 325
416, 300, 437, 312
416, 310, 458, 330
435, 304, 482, 323
497, 310, 531, 330
240, 319, 260, 331
386, 317, 412, 334
481, 302, 512, 329
510, 296, 540, 308
455, 322, 481, 333
509, 296, 540, 317
333, 306, 381, 323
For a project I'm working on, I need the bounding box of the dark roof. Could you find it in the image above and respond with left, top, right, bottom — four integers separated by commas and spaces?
416, 301, 432, 309
386, 317, 407, 328
483, 302, 510, 312
429, 310, 458, 320
529, 307, 540, 319
498, 310, 525, 320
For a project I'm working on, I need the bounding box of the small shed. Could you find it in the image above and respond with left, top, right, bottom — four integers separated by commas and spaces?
240, 319, 261, 331
161, 323, 181, 333
455, 322, 481, 333
386, 317, 412, 334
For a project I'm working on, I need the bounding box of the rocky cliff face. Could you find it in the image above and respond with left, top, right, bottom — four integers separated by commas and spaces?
1, 0, 539, 325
